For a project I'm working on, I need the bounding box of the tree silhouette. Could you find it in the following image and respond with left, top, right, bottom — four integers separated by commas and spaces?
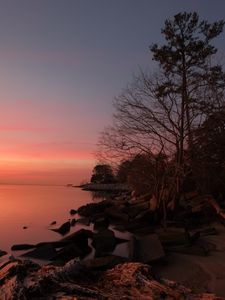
91, 164, 116, 184
99, 12, 225, 208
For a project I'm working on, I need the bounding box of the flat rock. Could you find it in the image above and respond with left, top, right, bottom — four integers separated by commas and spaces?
52, 243, 92, 262
11, 244, 35, 251
130, 233, 165, 263
21, 244, 57, 260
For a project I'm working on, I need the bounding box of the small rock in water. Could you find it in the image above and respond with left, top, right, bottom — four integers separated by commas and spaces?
50, 221, 57, 226
0, 250, 7, 257
50, 221, 71, 235
70, 209, 77, 215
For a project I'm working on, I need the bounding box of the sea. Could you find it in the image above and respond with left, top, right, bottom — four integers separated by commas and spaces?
0, 184, 130, 263
0, 184, 93, 256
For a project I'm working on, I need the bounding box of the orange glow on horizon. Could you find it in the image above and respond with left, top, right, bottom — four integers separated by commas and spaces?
0, 151, 95, 185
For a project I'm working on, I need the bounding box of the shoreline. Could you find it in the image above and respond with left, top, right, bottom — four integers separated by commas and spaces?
1, 186, 225, 298
78, 182, 130, 191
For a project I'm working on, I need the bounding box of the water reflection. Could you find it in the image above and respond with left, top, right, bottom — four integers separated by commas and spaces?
0, 185, 92, 255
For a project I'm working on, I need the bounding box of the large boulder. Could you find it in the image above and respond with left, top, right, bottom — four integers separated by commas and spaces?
105, 206, 129, 222
93, 216, 109, 231
92, 229, 117, 256
21, 244, 57, 260
76, 217, 90, 226
78, 201, 112, 217
129, 233, 165, 263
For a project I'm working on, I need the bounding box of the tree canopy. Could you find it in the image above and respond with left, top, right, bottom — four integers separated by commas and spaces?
90, 164, 116, 184
97, 12, 225, 205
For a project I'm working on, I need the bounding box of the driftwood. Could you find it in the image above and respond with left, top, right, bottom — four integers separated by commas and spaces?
0, 259, 223, 299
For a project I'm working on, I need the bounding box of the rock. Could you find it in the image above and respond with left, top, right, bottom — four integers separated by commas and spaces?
115, 213, 154, 233
157, 227, 190, 247
60, 229, 93, 244
122, 205, 147, 219
78, 200, 111, 217
70, 218, 76, 226
50, 221, 57, 225
50, 221, 71, 235
35, 241, 68, 248
90, 212, 106, 222
92, 229, 117, 256
93, 216, 109, 231
52, 243, 92, 262
76, 217, 90, 226
70, 209, 77, 215
100, 262, 222, 300
0, 250, 7, 257
0, 260, 223, 299
21, 244, 57, 260
105, 206, 129, 222
11, 244, 35, 251
55, 229, 93, 261
82, 255, 128, 270
130, 233, 165, 263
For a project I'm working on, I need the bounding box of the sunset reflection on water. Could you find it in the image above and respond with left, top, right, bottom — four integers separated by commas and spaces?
0, 185, 91, 255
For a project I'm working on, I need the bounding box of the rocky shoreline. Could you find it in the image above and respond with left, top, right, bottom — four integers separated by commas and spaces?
1, 187, 225, 299
0, 258, 223, 299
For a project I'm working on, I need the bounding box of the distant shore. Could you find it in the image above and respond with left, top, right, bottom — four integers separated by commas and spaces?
78, 182, 130, 192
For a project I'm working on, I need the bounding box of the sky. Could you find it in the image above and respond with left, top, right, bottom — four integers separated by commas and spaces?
0, 0, 225, 185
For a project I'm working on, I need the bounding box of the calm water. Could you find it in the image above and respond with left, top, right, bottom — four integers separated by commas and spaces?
0, 185, 92, 256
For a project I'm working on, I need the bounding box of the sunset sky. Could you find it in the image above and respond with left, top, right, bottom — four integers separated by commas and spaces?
0, 0, 225, 185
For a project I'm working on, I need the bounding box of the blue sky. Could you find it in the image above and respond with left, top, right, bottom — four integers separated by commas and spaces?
0, 0, 224, 184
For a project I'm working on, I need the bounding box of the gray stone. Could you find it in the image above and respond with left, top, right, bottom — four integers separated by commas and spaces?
130, 233, 165, 263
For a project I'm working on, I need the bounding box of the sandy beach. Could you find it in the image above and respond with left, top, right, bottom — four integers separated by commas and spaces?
157, 223, 225, 297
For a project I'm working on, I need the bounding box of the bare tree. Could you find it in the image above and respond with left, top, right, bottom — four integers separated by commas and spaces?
98, 12, 225, 208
